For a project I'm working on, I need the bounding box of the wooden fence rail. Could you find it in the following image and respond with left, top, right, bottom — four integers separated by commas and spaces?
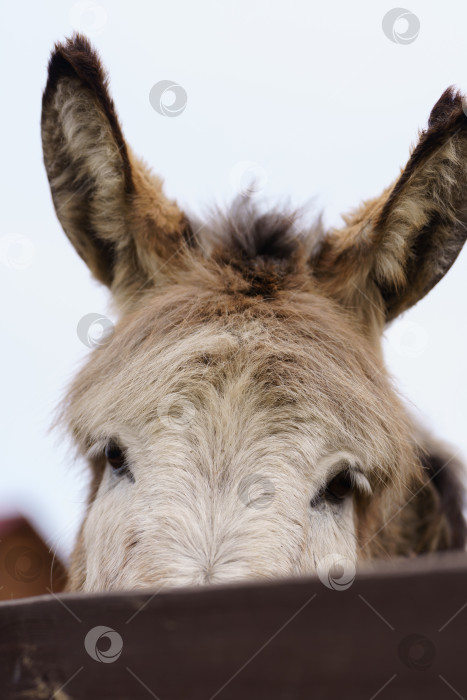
1, 553, 467, 699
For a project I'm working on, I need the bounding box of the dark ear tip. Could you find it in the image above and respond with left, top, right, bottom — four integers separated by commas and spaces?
428, 86, 466, 129
41, 34, 134, 196
43, 33, 107, 108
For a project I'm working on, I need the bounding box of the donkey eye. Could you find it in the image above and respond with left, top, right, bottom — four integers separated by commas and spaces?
105, 440, 126, 473
325, 470, 353, 503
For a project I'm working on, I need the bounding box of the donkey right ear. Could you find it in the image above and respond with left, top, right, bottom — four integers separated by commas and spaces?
41, 34, 190, 303
313, 88, 467, 329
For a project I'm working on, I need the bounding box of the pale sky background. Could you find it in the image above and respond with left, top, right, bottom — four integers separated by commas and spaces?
1, 0, 467, 561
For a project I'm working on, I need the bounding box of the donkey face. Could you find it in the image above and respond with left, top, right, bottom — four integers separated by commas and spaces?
42, 36, 467, 592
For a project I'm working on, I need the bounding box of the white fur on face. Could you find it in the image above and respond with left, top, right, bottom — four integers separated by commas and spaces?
82, 425, 362, 591
64, 299, 409, 592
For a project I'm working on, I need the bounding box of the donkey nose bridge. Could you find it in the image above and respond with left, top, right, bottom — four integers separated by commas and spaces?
148, 469, 289, 586
146, 492, 299, 589
181, 503, 288, 586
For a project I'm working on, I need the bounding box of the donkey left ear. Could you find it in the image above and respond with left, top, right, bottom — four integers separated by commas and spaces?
313, 88, 467, 326
41, 34, 190, 306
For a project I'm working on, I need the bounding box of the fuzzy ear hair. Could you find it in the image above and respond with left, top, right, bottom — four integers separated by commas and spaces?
41, 34, 191, 305
313, 88, 467, 326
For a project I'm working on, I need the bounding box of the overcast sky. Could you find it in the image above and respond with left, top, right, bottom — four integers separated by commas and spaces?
1, 0, 467, 560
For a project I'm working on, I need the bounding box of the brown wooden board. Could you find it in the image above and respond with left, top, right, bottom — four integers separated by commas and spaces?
1, 553, 467, 700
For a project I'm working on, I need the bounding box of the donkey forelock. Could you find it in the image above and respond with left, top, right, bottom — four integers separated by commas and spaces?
42, 35, 466, 592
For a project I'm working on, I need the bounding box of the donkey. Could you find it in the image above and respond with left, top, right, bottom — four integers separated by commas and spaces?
41, 35, 466, 592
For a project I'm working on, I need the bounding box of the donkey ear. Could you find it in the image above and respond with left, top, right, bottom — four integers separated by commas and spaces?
41, 34, 189, 302
313, 88, 467, 326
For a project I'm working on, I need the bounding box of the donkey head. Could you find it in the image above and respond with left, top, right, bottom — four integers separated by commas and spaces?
42, 36, 467, 592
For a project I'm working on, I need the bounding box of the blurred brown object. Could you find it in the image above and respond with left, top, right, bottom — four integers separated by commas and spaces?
0, 516, 66, 600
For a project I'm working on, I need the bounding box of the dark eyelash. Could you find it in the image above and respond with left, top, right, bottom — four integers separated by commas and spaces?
104, 440, 135, 483
324, 470, 354, 503
310, 469, 355, 509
